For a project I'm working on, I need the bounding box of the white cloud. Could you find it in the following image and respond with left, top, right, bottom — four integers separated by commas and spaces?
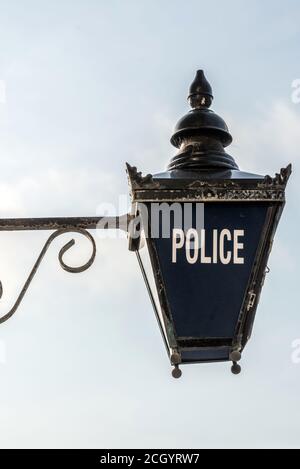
0, 167, 122, 217
227, 100, 300, 177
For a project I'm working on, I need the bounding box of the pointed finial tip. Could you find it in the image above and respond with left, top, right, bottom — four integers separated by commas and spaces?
188, 69, 213, 109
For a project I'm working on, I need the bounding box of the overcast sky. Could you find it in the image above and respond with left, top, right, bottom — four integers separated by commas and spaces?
0, 0, 299, 449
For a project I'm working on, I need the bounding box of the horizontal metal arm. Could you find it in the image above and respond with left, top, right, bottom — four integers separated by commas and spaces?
0, 213, 131, 231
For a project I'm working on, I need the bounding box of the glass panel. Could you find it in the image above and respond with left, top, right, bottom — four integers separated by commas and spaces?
137, 229, 169, 348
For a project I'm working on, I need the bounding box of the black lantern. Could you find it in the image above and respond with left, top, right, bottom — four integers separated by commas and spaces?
127, 70, 291, 378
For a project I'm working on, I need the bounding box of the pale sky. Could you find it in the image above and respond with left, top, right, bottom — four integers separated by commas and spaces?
0, 0, 299, 449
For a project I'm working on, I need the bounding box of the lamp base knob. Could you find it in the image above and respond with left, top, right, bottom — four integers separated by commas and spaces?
231, 362, 241, 375
172, 365, 182, 379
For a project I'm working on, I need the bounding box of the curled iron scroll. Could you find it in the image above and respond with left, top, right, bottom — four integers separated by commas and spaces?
0, 228, 96, 324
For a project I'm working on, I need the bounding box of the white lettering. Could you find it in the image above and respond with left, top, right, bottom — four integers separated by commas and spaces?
172, 229, 184, 263
171, 228, 245, 265
200, 229, 212, 264
234, 230, 244, 264
219, 229, 232, 264
212, 229, 218, 264
186, 229, 199, 264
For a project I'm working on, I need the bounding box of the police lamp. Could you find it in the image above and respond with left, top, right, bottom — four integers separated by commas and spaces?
127, 70, 291, 378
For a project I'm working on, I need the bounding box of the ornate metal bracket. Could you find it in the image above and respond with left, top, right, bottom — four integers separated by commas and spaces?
0, 214, 131, 324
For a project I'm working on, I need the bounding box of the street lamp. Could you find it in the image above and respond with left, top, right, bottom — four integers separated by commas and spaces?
0, 70, 291, 379
127, 70, 291, 378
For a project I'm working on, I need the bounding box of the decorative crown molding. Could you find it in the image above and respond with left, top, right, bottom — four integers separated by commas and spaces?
126, 163, 157, 189
126, 163, 292, 202
262, 164, 292, 187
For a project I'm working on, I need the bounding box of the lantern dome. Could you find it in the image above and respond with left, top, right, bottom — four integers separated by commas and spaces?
169, 70, 237, 171
171, 108, 232, 149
